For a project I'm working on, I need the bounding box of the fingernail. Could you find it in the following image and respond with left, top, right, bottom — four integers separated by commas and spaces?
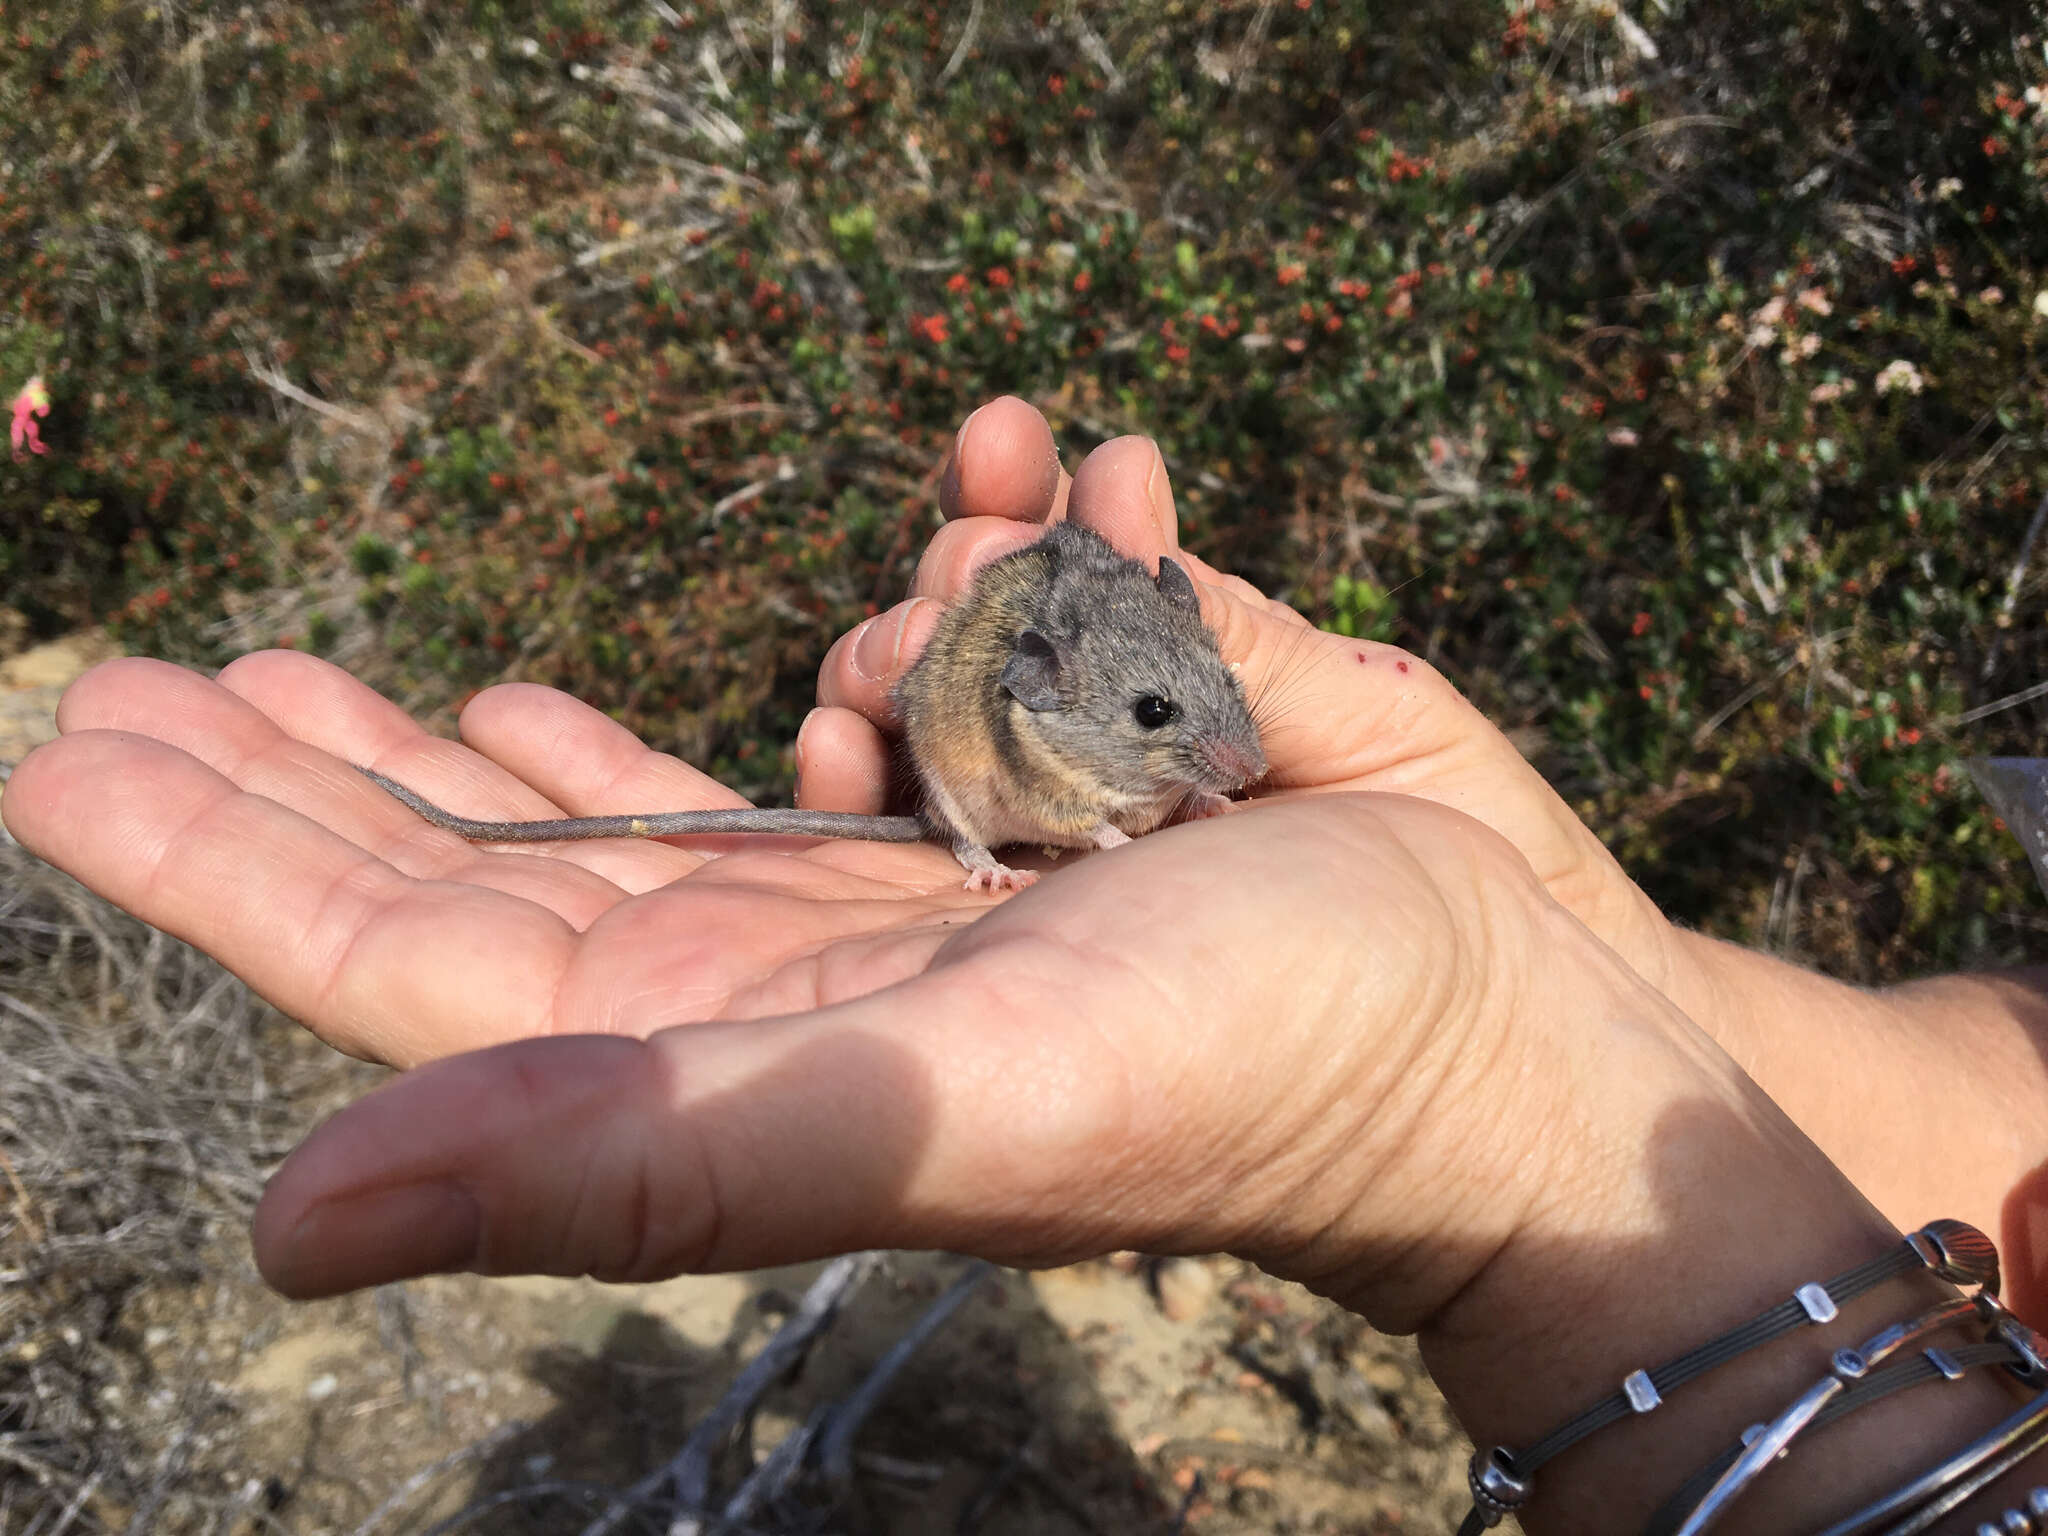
794, 708, 821, 797
851, 610, 906, 682
941, 404, 987, 512
1144, 440, 1176, 535
271, 1182, 480, 1297
954, 401, 989, 462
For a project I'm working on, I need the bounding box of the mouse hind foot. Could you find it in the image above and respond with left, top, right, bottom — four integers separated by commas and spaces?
951, 839, 1039, 894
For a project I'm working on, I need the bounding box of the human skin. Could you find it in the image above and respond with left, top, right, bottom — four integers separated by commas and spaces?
2, 403, 2045, 1530
805, 396, 2048, 1320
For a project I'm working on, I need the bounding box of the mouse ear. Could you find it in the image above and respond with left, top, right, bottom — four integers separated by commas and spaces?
999, 627, 1068, 711
1156, 556, 1200, 614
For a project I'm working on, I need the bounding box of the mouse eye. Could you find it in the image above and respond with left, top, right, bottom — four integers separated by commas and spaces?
1132, 694, 1179, 729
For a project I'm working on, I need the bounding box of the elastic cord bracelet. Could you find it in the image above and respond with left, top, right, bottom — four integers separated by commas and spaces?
1458, 1220, 2000, 1534
1650, 1330, 2032, 1535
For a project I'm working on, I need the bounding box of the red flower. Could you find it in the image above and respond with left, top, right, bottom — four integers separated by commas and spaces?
911, 313, 950, 344
946, 272, 969, 293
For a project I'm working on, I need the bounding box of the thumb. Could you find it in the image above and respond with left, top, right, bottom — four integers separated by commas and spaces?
1189, 572, 1674, 972
251, 970, 1132, 1298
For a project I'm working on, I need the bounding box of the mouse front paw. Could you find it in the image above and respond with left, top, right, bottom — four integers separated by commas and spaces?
1185, 792, 1234, 821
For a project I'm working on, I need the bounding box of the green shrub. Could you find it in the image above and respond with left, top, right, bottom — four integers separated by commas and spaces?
3, 0, 2042, 976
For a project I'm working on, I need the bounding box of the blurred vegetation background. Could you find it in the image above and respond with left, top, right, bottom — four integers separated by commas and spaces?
5, 0, 2045, 978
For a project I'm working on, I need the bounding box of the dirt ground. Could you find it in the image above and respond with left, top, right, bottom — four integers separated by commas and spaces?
0, 630, 1472, 1535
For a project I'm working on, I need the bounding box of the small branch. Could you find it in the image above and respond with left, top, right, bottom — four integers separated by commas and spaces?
1984, 486, 2048, 679
717, 1404, 824, 1526
710, 458, 797, 520
938, 0, 983, 84
1066, 6, 1124, 89
817, 1261, 994, 1496
242, 355, 383, 437
347, 1423, 529, 1536
579, 1253, 882, 1536
1944, 678, 2048, 729
1691, 655, 1800, 749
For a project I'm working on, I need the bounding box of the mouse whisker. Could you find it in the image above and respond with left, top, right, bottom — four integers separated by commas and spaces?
1244, 625, 1322, 732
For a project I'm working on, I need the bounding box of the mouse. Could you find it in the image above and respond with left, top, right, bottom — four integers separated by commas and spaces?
359, 521, 1268, 894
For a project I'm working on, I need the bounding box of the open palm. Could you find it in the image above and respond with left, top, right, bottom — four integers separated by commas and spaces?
5, 648, 1025, 1067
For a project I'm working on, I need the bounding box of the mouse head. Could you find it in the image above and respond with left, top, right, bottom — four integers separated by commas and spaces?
1000, 524, 1267, 812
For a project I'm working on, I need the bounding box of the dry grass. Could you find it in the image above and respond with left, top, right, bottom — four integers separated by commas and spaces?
0, 812, 350, 1535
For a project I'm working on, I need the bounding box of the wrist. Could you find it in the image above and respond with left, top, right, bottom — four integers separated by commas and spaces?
1400, 933, 2023, 1533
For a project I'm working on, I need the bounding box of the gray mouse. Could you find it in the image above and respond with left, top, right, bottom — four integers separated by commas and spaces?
360, 521, 1268, 893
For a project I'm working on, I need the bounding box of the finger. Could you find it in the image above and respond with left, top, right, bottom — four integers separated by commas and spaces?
251, 942, 1149, 1297
443, 684, 952, 893
1178, 549, 1312, 629
453, 683, 749, 815
794, 706, 891, 815
1064, 436, 1178, 563
937, 395, 1066, 523
814, 595, 946, 722
1210, 595, 1663, 962
57, 655, 633, 916
224, 655, 816, 896
907, 517, 1042, 600
2, 729, 577, 1065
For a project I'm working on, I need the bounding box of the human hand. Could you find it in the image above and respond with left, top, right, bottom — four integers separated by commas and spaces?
1, 650, 997, 1067
803, 400, 2048, 1310
797, 402, 2048, 1267
3, 677, 1602, 1306
7, 523, 2031, 1535
14, 705, 1970, 1535
802, 396, 1686, 994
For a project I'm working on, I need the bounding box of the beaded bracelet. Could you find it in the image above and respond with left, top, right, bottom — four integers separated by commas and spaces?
1457, 1220, 2000, 1534
1944, 1480, 2048, 1536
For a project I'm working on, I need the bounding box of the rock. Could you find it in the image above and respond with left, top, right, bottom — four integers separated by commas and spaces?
1152, 1258, 1218, 1323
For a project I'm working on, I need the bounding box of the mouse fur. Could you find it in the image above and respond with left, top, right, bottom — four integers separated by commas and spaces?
894, 520, 1266, 891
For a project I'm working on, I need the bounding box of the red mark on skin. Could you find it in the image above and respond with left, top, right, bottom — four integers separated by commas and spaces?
1356, 651, 1368, 663
1396, 660, 1410, 673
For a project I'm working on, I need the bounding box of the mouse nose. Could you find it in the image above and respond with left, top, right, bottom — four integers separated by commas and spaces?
1200, 735, 1267, 786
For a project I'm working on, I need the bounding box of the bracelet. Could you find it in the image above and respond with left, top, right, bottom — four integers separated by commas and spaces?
1458, 1220, 2000, 1534
1936, 1481, 2048, 1535
1822, 1387, 2048, 1536
1651, 1321, 2032, 1535
1807, 1296, 2048, 1536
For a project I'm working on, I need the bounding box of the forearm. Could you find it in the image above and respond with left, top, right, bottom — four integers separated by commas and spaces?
1663, 933, 2048, 1287
1401, 935, 2040, 1534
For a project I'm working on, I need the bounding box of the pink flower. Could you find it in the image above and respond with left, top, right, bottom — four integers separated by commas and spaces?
10, 376, 49, 460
